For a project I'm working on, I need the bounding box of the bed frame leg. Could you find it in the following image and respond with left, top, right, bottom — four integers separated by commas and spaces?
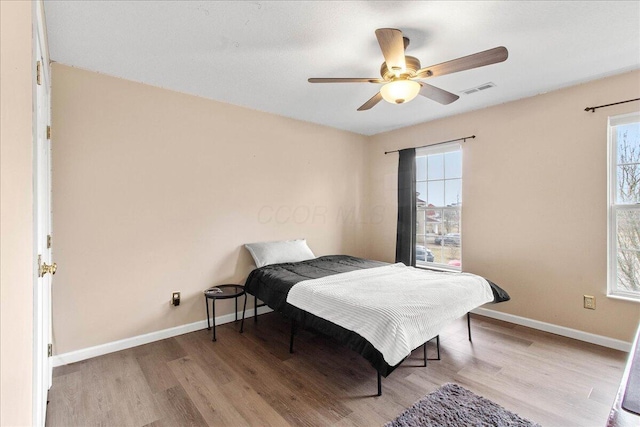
289, 319, 296, 354
254, 296, 258, 323
423, 335, 440, 366
240, 292, 247, 333
377, 372, 382, 396
423, 342, 427, 367
467, 312, 472, 342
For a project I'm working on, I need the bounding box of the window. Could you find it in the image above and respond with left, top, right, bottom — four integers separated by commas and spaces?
608, 112, 640, 301
415, 143, 462, 270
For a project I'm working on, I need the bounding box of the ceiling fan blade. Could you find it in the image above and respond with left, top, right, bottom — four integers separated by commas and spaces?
419, 83, 460, 105
375, 28, 407, 75
308, 78, 384, 83
357, 92, 383, 111
415, 46, 508, 79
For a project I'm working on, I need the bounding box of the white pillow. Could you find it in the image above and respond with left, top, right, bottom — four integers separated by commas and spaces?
244, 239, 316, 268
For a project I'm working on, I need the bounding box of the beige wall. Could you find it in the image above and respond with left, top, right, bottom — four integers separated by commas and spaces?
367, 70, 640, 342
51, 64, 369, 354
52, 62, 640, 355
0, 1, 34, 426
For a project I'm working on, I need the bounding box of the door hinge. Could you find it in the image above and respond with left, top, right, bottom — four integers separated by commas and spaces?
37, 61, 42, 86
47, 234, 52, 249
46, 126, 51, 140
48, 344, 52, 357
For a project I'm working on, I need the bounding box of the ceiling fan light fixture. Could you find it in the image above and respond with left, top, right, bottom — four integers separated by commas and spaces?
380, 79, 420, 104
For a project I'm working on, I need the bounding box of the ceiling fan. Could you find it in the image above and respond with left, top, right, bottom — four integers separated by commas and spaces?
308, 28, 508, 111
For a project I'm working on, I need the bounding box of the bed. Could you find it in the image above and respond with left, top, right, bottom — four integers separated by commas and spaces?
242, 251, 510, 395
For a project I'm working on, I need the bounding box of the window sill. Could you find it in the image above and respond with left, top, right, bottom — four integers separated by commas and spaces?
415, 264, 461, 273
607, 293, 640, 304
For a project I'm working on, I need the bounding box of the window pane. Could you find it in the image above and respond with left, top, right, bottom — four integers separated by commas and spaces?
416, 156, 427, 181
416, 181, 427, 207
617, 164, 640, 204
616, 123, 640, 165
443, 209, 461, 235
429, 235, 461, 265
427, 154, 444, 180
617, 209, 640, 251
428, 244, 444, 264
617, 249, 640, 292
425, 208, 442, 234
445, 179, 462, 206
416, 208, 426, 236
616, 209, 640, 292
444, 151, 462, 179
427, 180, 444, 206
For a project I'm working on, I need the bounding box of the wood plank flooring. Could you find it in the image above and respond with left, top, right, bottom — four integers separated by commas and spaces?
46, 313, 627, 427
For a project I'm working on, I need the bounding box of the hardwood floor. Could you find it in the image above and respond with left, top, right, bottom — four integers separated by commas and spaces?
46, 313, 627, 427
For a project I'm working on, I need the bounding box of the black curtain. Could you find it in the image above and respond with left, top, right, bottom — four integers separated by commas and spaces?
395, 148, 416, 266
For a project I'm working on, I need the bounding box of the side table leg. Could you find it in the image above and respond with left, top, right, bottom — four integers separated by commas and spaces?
212, 298, 216, 342
235, 296, 238, 322
240, 293, 247, 333
205, 297, 211, 330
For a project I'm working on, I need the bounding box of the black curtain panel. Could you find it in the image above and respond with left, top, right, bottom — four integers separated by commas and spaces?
395, 148, 416, 266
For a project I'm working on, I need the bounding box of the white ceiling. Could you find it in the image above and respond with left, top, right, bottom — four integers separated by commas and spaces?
44, 1, 640, 136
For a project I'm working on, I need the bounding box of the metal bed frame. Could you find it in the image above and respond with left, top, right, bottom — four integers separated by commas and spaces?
240, 294, 474, 396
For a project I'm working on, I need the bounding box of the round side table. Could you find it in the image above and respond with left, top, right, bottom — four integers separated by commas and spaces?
204, 284, 246, 341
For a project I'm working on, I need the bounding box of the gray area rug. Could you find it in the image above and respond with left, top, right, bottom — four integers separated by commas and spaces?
385, 383, 541, 427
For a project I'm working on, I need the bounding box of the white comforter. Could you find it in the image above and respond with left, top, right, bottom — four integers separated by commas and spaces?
286, 263, 494, 366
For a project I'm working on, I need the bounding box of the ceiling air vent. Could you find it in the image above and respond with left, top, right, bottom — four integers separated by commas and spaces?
461, 82, 496, 95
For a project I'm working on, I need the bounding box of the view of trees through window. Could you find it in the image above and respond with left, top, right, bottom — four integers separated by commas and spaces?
415, 144, 462, 270
613, 120, 640, 296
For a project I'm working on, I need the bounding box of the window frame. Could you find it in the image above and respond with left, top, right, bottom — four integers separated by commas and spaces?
607, 111, 640, 302
415, 142, 462, 271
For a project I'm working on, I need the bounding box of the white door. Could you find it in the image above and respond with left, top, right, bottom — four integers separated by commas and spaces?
33, 7, 53, 425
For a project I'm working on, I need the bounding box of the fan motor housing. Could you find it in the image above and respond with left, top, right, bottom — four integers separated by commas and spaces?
380, 56, 421, 80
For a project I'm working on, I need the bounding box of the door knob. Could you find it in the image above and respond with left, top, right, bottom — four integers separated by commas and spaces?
38, 255, 57, 277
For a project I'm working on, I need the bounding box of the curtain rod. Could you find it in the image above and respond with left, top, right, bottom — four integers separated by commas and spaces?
584, 98, 640, 113
384, 135, 476, 155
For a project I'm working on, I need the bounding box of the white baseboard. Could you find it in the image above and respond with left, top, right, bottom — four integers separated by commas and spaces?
52, 306, 273, 367
472, 307, 632, 352
54, 305, 630, 367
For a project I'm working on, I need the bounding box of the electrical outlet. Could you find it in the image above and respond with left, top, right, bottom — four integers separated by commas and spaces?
583, 295, 595, 310
171, 292, 181, 306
